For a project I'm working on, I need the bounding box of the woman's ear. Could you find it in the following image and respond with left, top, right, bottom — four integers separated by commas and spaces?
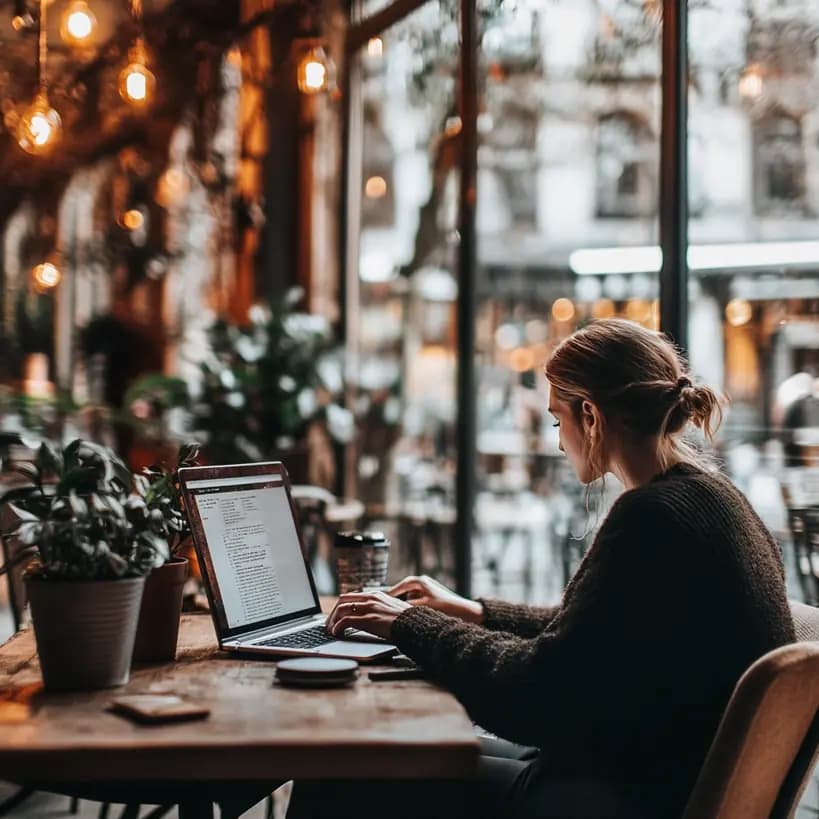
581, 400, 602, 440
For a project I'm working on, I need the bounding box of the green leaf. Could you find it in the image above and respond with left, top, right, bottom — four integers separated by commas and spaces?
35, 442, 62, 478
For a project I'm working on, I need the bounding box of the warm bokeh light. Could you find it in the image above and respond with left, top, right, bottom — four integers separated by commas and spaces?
725, 297, 753, 327
510, 347, 536, 373
367, 37, 383, 58
591, 298, 616, 319
551, 297, 576, 323
61, 0, 96, 46
119, 63, 154, 104
17, 92, 61, 155
650, 299, 660, 329
32, 262, 61, 292
12, 14, 33, 31
156, 167, 190, 208
122, 209, 144, 230
739, 63, 764, 101
625, 298, 652, 324
119, 42, 155, 107
365, 176, 387, 199
297, 47, 330, 94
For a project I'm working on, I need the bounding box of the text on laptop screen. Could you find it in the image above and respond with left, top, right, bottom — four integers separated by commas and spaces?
187, 475, 315, 629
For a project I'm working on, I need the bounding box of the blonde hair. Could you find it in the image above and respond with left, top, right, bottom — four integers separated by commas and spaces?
545, 318, 724, 478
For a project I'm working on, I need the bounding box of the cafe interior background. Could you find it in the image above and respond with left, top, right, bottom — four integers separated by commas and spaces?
2, 0, 819, 643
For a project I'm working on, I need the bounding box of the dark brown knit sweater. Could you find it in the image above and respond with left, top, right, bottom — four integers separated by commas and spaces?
391, 463, 796, 818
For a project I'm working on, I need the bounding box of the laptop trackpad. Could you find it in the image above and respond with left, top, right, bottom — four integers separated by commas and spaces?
325, 640, 397, 657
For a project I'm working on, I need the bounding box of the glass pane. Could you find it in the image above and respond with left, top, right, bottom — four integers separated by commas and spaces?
349, 2, 460, 584
474, 0, 661, 603
688, 0, 819, 604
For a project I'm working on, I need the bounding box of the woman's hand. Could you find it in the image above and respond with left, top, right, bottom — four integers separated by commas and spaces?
388, 575, 484, 624
326, 591, 412, 640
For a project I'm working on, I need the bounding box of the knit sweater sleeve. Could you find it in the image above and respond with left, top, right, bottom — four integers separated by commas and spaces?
390, 492, 660, 747
476, 598, 559, 637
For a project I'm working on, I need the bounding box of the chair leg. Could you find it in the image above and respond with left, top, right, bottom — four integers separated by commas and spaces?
0, 786, 35, 817
119, 804, 141, 819
70, 796, 80, 814
98, 803, 111, 819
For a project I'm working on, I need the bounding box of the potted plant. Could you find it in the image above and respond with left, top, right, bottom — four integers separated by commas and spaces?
191, 290, 354, 479
131, 442, 200, 663
0, 439, 172, 691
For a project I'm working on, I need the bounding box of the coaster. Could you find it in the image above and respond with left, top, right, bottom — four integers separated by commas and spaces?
275, 657, 359, 688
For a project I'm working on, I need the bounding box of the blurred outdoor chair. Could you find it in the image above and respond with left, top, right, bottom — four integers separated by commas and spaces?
785, 506, 819, 606
291, 485, 364, 593
682, 600, 819, 819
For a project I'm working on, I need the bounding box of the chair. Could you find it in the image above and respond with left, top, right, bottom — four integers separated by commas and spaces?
291, 485, 364, 593
682, 600, 819, 819
785, 506, 819, 606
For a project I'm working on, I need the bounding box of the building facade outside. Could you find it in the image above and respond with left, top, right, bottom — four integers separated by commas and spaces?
351, 0, 819, 602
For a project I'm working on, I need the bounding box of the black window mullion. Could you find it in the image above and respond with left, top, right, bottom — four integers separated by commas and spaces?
454, 0, 478, 597
659, 0, 689, 352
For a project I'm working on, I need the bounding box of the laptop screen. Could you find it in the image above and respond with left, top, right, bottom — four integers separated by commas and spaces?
181, 465, 320, 637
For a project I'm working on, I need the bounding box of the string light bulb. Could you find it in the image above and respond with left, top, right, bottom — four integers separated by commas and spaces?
18, 91, 61, 154
19, 0, 61, 155
297, 46, 331, 94
118, 39, 155, 106
60, 0, 96, 46
32, 261, 62, 292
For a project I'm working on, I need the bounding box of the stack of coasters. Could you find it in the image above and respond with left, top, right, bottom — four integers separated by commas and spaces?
275, 657, 359, 688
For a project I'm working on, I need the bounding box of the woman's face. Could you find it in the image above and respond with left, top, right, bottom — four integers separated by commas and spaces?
548, 392, 600, 484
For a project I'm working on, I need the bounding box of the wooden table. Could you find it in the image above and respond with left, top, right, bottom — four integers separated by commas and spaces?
0, 614, 479, 792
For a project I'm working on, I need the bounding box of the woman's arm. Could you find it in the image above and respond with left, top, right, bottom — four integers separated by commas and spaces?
390, 493, 666, 748
477, 598, 559, 637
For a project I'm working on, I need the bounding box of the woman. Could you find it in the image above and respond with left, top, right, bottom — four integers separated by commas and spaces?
288, 318, 795, 819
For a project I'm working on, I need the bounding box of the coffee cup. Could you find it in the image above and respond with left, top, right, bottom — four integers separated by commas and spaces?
334, 531, 390, 594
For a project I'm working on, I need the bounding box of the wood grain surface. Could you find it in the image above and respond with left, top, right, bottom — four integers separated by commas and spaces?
0, 612, 478, 783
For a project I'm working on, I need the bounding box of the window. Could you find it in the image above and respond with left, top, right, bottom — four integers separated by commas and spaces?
480, 97, 539, 230
753, 110, 807, 215
595, 112, 656, 218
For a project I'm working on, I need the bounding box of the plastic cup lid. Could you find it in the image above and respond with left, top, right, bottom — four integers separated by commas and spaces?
334, 530, 390, 548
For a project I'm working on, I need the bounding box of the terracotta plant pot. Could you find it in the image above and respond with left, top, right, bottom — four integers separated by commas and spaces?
26, 575, 145, 692
132, 557, 189, 663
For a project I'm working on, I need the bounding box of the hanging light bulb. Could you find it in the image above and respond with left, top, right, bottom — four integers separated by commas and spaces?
19, 0, 61, 155
297, 46, 331, 94
60, 0, 96, 46
32, 261, 62, 292
118, 39, 155, 106
17, 90, 61, 154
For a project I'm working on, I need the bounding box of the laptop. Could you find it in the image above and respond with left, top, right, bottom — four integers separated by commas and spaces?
178, 461, 397, 662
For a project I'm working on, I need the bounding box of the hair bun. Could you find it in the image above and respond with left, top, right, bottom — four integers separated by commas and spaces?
675, 376, 692, 395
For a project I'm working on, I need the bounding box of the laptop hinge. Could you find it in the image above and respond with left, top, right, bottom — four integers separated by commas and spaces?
232, 613, 322, 644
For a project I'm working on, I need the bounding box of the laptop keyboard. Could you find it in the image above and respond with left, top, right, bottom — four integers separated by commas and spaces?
256, 625, 334, 650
